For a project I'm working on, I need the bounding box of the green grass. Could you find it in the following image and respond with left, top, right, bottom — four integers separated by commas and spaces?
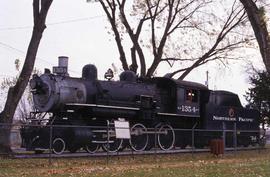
0, 149, 270, 177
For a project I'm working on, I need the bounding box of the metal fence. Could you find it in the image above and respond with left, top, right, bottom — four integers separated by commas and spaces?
0, 122, 267, 165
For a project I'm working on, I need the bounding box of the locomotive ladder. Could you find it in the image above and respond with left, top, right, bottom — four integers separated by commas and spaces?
91, 120, 124, 153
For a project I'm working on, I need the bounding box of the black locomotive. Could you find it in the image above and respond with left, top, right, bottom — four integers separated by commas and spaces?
21, 56, 260, 154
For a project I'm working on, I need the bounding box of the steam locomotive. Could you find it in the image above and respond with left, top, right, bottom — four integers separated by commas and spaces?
21, 56, 260, 154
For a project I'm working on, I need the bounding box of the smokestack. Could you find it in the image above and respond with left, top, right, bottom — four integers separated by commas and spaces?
53, 56, 69, 76
58, 56, 68, 69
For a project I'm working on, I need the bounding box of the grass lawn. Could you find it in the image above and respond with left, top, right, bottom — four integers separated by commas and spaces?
0, 148, 270, 177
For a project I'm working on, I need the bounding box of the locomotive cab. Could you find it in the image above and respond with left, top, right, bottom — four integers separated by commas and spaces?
175, 80, 208, 118
176, 87, 200, 117
154, 77, 177, 113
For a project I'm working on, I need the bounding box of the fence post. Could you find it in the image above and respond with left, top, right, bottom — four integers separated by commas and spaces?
233, 122, 237, 155
131, 139, 134, 160
129, 125, 134, 160
154, 126, 157, 160
116, 124, 119, 161
191, 122, 197, 157
192, 128, 195, 157
222, 122, 226, 153
106, 120, 109, 165
49, 124, 53, 166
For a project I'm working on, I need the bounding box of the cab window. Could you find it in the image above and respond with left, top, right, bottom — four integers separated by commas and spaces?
186, 89, 198, 103
177, 88, 185, 102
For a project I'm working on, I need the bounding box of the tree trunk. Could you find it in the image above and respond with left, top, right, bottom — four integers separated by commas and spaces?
0, 0, 53, 153
0, 118, 12, 154
0, 88, 16, 153
240, 0, 270, 72
0, 126, 12, 154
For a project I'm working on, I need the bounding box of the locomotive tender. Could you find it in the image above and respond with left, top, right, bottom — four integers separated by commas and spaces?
21, 56, 260, 154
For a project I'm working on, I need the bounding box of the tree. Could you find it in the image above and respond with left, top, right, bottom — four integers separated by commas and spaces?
0, 0, 53, 153
245, 70, 270, 127
240, 0, 270, 73
88, 0, 255, 79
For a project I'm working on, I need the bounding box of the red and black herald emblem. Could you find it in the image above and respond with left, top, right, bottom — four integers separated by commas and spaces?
228, 108, 235, 117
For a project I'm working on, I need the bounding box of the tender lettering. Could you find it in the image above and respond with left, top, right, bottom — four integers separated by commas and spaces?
213, 116, 236, 121
238, 117, 254, 122
213, 116, 254, 122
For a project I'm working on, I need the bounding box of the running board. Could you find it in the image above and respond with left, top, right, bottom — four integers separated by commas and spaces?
91, 140, 114, 144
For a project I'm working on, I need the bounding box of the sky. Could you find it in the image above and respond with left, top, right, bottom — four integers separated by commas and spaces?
0, 0, 268, 108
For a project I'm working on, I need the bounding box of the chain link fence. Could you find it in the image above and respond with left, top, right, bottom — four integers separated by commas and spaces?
0, 122, 267, 165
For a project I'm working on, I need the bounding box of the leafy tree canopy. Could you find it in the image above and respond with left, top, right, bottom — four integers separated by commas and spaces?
246, 71, 270, 126
87, 0, 256, 79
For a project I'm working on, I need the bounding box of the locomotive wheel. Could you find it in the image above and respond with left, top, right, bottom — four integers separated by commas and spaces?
85, 142, 99, 153
129, 123, 149, 151
102, 138, 123, 153
52, 137, 66, 155
157, 124, 175, 151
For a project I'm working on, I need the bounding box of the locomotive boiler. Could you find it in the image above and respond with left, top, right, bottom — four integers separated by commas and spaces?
21, 56, 261, 154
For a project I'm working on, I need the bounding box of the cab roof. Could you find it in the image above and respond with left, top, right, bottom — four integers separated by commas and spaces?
152, 77, 209, 90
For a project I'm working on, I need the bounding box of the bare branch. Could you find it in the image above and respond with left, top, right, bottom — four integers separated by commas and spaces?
168, 2, 205, 35
118, 0, 146, 76
97, 0, 129, 70
178, 4, 247, 80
